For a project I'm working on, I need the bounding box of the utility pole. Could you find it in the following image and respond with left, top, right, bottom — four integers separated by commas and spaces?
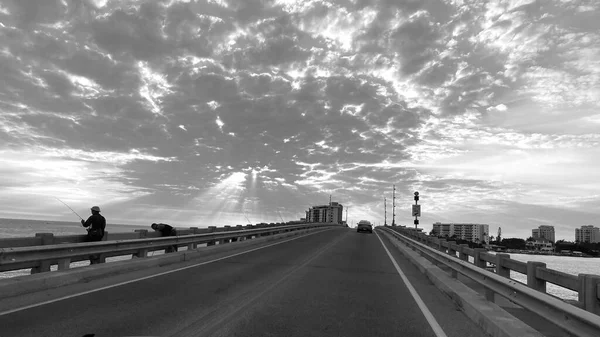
384, 197, 387, 226
345, 206, 348, 224
392, 185, 396, 226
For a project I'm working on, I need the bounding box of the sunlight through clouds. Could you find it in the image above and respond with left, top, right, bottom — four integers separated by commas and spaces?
0, 0, 598, 240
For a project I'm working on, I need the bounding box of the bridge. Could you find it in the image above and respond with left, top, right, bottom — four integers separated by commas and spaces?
0, 223, 599, 337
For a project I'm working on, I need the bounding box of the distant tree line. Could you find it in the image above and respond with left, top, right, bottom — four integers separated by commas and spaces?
429, 229, 600, 256
555, 240, 600, 256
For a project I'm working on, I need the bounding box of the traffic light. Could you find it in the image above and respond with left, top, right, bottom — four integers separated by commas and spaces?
414, 191, 419, 201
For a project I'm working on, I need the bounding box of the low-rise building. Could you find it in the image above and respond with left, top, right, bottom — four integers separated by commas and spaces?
526, 238, 554, 251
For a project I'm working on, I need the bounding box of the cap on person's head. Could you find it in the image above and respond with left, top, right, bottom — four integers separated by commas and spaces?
91, 206, 101, 212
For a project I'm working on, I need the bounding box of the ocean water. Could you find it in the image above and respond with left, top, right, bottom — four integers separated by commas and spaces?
469, 253, 600, 301
0, 218, 148, 238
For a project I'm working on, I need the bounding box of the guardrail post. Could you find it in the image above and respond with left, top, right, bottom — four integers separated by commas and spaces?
235, 225, 244, 241
472, 248, 494, 300
135, 229, 148, 238
458, 244, 469, 261
527, 261, 547, 293
132, 230, 150, 257
220, 226, 231, 244
207, 226, 217, 246
31, 233, 54, 274
438, 239, 447, 253
245, 225, 254, 239
448, 243, 457, 258
578, 274, 600, 315
134, 249, 149, 258
188, 227, 199, 249
473, 248, 487, 268
495, 253, 511, 278
57, 258, 71, 270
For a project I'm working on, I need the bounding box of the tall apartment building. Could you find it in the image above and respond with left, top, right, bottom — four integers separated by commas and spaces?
306, 202, 344, 224
532, 225, 556, 242
575, 225, 600, 243
432, 222, 490, 243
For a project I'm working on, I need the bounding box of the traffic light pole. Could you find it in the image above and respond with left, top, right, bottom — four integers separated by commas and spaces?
413, 191, 420, 229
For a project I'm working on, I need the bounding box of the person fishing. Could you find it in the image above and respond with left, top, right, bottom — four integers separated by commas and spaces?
81, 206, 106, 264
151, 223, 178, 253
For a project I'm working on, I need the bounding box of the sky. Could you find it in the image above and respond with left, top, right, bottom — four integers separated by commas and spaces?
0, 0, 598, 241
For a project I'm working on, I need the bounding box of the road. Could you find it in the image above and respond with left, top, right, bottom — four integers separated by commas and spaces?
0, 227, 489, 337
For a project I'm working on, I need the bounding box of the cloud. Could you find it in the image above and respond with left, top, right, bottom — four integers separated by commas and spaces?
0, 0, 598, 240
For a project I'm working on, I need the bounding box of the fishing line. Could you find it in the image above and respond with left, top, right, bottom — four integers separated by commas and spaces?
54, 197, 84, 221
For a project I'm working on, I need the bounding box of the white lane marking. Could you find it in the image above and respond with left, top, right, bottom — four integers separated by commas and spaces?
0, 228, 338, 317
375, 230, 448, 337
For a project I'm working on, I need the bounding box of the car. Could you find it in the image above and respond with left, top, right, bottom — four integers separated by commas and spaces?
357, 220, 373, 233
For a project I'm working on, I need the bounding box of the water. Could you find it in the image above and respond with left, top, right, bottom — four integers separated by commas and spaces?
470, 253, 600, 301
0, 218, 148, 238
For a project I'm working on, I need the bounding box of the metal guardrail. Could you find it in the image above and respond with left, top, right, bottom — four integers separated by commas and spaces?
0, 223, 339, 274
0, 222, 307, 248
378, 226, 600, 337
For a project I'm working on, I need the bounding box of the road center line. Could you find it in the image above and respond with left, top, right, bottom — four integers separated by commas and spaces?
175, 230, 350, 337
0, 227, 338, 317
375, 229, 448, 337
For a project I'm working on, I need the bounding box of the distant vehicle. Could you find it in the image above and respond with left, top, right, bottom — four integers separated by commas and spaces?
357, 220, 373, 233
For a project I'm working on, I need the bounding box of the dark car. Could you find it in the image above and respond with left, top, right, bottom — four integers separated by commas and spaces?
357, 221, 373, 233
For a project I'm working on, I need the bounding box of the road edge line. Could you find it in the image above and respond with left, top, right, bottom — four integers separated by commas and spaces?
374, 230, 449, 337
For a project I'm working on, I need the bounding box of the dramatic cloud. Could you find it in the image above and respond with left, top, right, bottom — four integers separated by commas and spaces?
0, 0, 598, 241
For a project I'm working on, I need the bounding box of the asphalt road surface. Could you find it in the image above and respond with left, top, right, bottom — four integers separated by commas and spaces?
0, 227, 490, 337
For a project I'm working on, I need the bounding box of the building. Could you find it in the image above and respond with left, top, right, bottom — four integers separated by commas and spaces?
575, 225, 600, 243
526, 238, 554, 252
306, 202, 344, 224
432, 222, 490, 243
532, 225, 555, 242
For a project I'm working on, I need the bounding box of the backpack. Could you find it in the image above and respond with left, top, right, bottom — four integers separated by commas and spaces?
88, 228, 104, 241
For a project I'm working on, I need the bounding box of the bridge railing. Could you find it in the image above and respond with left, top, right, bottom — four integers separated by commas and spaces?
0, 223, 337, 275
378, 226, 600, 337
0, 222, 304, 248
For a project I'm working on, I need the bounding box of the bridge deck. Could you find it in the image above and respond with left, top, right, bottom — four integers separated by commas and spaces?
0, 228, 488, 337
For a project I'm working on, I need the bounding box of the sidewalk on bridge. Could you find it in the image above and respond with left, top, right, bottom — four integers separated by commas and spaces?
433, 263, 574, 337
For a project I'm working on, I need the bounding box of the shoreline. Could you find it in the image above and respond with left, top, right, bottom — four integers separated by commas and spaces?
487, 250, 599, 258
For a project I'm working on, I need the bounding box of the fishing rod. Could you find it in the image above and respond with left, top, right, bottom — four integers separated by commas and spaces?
55, 197, 84, 221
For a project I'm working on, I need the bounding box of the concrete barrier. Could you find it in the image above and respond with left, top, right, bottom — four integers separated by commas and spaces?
0, 227, 329, 300
378, 229, 545, 337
